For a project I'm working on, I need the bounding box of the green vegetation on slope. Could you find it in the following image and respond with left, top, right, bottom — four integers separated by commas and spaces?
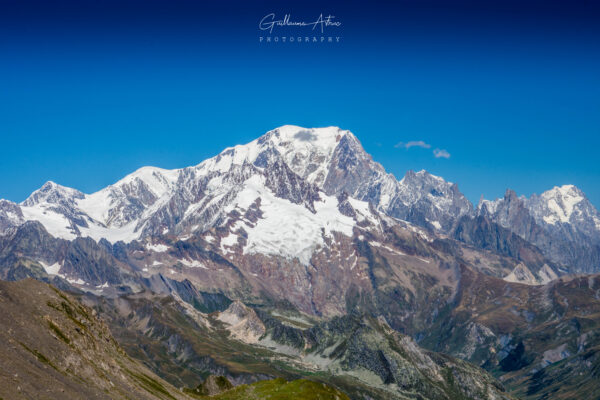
185, 378, 350, 400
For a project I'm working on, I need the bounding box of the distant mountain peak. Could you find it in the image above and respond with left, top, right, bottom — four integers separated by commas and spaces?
532, 184, 590, 226
402, 169, 448, 186
106, 165, 180, 200
539, 184, 584, 202
476, 183, 600, 273
21, 180, 84, 207
273, 125, 349, 142
503, 188, 519, 200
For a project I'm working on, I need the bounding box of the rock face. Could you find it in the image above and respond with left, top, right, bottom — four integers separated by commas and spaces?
420, 268, 600, 400
217, 301, 266, 344
0, 220, 134, 287
478, 187, 600, 273
257, 313, 511, 400
279, 127, 474, 233
0, 199, 24, 235
0, 278, 189, 400
450, 215, 561, 283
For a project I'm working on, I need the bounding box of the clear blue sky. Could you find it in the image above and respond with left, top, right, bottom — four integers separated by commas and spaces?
1, 0, 599, 207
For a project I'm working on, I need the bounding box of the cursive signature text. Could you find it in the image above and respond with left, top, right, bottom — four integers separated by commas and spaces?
259, 13, 341, 34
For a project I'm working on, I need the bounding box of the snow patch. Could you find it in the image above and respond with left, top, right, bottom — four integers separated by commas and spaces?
147, 243, 168, 252
348, 197, 376, 224
235, 175, 355, 265
21, 206, 76, 240
39, 260, 61, 275
179, 258, 208, 269
221, 232, 239, 247
370, 241, 406, 256
66, 277, 86, 285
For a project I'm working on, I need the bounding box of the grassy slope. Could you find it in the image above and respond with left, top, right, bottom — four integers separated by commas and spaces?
0, 278, 190, 400
185, 378, 350, 400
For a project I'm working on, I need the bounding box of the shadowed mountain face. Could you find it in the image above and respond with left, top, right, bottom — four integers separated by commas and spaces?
477, 188, 600, 274
1, 125, 600, 399
420, 268, 600, 400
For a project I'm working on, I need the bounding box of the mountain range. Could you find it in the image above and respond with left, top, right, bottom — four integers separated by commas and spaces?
1, 125, 599, 399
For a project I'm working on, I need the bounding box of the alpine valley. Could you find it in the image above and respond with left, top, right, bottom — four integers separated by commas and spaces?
1, 125, 600, 399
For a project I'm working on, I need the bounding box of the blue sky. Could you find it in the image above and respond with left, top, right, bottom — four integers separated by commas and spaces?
1, 0, 599, 207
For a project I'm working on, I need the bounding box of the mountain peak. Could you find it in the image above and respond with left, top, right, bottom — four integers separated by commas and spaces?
401, 169, 450, 187
542, 184, 584, 199
533, 184, 588, 225
258, 126, 358, 187
42, 180, 58, 188
416, 169, 445, 182
270, 125, 349, 156
503, 188, 519, 201
21, 181, 83, 207
110, 166, 180, 198
39, 180, 68, 191
274, 125, 347, 140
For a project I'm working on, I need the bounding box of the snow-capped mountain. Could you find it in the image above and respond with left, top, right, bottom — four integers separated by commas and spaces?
528, 184, 600, 236
0, 127, 378, 271
478, 185, 600, 273
276, 126, 473, 232
2, 125, 599, 274
0, 125, 468, 245
14, 167, 180, 242
3, 125, 600, 400
479, 185, 600, 235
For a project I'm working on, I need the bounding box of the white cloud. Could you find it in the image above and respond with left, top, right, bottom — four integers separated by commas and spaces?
394, 140, 431, 149
395, 140, 451, 159
433, 148, 451, 159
